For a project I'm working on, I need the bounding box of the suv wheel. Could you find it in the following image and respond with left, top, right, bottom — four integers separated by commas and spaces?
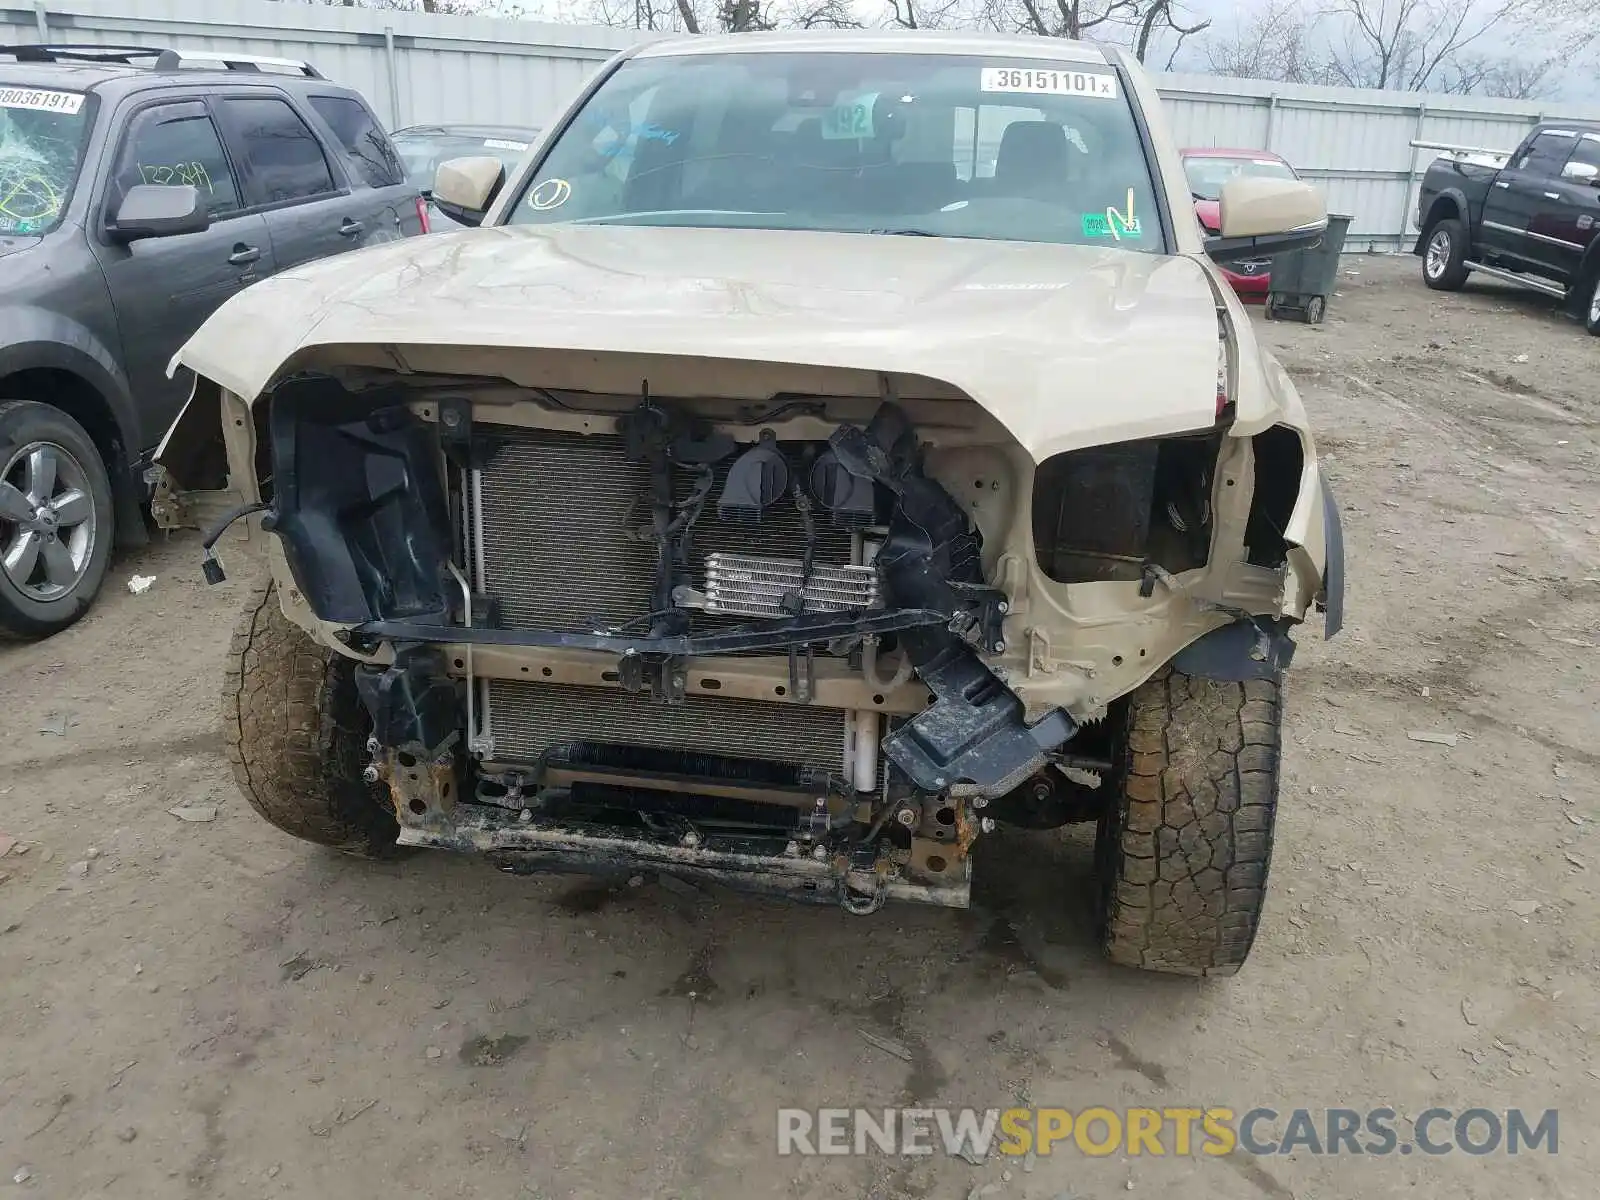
1093, 666, 1282, 977
1422, 219, 1470, 291
225, 580, 403, 857
0, 401, 115, 640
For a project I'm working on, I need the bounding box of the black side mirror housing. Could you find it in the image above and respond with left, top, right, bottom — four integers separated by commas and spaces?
1205, 228, 1326, 264
109, 184, 209, 243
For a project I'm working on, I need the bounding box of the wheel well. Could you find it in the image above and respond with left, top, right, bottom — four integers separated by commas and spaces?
1573, 244, 1600, 296
0, 366, 148, 549
0, 368, 122, 472
1421, 196, 1461, 233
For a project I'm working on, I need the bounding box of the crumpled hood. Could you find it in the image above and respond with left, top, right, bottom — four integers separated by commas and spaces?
174, 223, 1230, 461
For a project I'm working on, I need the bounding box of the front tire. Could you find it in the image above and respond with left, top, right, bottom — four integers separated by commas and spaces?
1583, 273, 1600, 336
0, 401, 115, 641
224, 580, 401, 857
1094, 666, 1282, 977
1422, 219, 1470, 291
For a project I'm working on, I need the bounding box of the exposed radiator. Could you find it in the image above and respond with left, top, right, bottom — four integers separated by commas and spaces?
488, 678, 847, 775
474, 427, 861, 774
477, 428, 855, 632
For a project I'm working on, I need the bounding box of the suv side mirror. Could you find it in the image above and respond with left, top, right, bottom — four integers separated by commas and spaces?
433, 156, 505, 228
109, 184, 209, 243
1205, 177, 1327, 264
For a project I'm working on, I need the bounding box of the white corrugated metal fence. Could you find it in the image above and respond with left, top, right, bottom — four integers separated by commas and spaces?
8, 0, 1599, 249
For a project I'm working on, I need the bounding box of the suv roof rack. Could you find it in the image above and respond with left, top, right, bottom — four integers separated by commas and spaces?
3, 43, 324, 78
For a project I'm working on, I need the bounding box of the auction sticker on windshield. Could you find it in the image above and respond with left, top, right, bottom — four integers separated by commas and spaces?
979, 68, 1116, 100
0, 87, 84, 114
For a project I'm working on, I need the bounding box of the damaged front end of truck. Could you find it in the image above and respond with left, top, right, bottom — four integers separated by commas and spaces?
152, 227, 1342, 937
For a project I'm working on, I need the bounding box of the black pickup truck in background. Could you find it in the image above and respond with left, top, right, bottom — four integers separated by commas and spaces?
1413, 122, 1600, 335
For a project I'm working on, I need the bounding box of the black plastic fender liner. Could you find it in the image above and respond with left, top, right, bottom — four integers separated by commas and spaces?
354, 645, 462, 751
829, 402, 1077, 796
267, 378, 455, 626
885, 630, 1077, 795
1319, 479, 1346, 639
1171, 618, 1296, 682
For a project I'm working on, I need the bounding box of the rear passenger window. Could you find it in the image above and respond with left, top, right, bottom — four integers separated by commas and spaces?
111, 102, 241, 218
219, 96, 337, 205
308, 95, 404, 188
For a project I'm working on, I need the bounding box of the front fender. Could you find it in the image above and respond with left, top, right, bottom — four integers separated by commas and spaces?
1411, 185, 1471, 253
1280, 463, 1345, 638
150, 377, 258, 531
0, 308, 139, 453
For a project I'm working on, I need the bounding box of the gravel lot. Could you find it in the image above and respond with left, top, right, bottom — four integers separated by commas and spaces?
1, 254, 1596, 1200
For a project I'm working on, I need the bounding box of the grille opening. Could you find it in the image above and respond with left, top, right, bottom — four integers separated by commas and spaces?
551, 741, 821, 789
545, 785, 807, 837
487, 679, 849, 778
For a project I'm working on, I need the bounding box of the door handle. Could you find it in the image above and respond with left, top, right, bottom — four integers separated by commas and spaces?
1494, 180, 1511, 189
1543, 191, 1562, 200
338, 218, 365, 237
228, 244, 262, 266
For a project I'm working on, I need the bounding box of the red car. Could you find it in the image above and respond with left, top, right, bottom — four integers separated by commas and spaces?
1182, 147, 1301, 298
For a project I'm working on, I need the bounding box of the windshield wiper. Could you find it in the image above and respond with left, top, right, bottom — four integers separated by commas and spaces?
866, 228, 939, 237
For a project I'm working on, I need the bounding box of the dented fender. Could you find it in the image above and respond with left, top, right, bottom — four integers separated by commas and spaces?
149, 377, 259, 532
1280, 457, 1344, 638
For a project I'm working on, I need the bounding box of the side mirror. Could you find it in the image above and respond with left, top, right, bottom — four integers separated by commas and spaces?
1562, 161, 1599, 185
1205, 177, 1327, 264
109, 184, 209, 243
432, 156, 505, 228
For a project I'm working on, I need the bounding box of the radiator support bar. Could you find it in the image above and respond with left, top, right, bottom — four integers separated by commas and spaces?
352, 605, 950, 656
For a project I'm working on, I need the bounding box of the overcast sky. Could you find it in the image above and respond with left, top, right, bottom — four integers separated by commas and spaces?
507, 0, 1595, 104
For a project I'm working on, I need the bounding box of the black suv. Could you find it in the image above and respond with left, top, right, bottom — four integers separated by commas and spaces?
0, 44, 424, 639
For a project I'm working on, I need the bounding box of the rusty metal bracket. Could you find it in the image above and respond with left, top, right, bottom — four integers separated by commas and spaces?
380, 736, 461, 826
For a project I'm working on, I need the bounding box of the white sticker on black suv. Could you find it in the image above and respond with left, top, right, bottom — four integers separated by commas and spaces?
0, 87, 85, 114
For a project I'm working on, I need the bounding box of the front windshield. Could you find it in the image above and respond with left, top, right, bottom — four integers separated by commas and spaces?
506, 51, 1165, 251
1183, 155, 1296, 201
396, 130, 537, 189
0, 87, 91, 234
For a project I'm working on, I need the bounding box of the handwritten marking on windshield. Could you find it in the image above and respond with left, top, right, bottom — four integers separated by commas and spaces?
0, 169, 62, 227
529, 177, 571, 211
1106, 188, 1139, 241
139, 161, 215, 193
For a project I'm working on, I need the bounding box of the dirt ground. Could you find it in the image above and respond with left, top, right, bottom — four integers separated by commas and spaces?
1, 254, 1597, 1200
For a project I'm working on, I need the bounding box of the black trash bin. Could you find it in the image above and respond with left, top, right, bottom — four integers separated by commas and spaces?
1266, 213, 1352, 324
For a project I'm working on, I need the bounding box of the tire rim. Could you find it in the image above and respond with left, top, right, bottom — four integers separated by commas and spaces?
0, 441, 96, 602
1589, 276, 1600, 325
1425, 229, 1452, 278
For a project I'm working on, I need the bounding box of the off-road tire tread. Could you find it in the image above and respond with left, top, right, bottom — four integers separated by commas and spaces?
1097, 666, 1281, 977
1422, 218, 1470, 291
0, 399, 115, 642
224, 579, 400, 857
